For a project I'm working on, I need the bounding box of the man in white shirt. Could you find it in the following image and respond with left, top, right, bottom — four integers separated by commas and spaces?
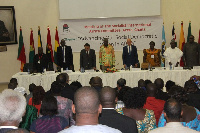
59, 86, 121, 133
149, 99, 198, 133
164, 39, 183, 68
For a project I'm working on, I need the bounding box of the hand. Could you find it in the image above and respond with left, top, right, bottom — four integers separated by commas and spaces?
124, 64, 126, 68
93, 67, 96, 70
134, 64, 138, 68
175, 62, 179, 67
113, 65, 115, 67
169, 62, 172, 66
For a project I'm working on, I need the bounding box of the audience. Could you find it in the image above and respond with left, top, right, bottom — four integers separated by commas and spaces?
116, 86, 131, 109
99, 86, 138, 133
8, 82, 17, 90
50, 81, 74, 126
117, 87, 156, 132
165, 80, 175, 93
143, 83, 165, 126
158, 85, 200, 131
138, 79, 146, 90
28, 86, 45, 115
70, 81, 82, 92
26, 83, 36, 104
30, 95, 69, 133
59, 86, 121, 133
89, 76, 103, 92
0, 89, 28, 133
154, 78, 169, 101
116, 78, 126, 91
149, 99, 199, 133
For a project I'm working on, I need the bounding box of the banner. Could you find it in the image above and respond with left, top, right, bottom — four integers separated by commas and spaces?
58, 16, 163, 52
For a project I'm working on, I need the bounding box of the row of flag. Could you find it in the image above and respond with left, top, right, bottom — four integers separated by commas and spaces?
17, 26, 59, 71
161, 21, 196, 67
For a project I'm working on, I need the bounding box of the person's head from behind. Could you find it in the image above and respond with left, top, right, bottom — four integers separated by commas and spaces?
168, 85, 187, 104
146, 83, 158, 97
0, 89, 26, 126
40, 95, 58, 117
100, 86, 116, 108
56, 73, 68, 85
73, 86, 101, 115
123, 87, 147, 109
10, 78, 18, 86
29, 83, 36, 93
38, 47, 43, 56
51, 81, 62, 95
145, 79, 152, 86
84, 43, 90, 51
117, 78, 126, 89
149, 41, 155, 50
165, 80, 175, 93
184, 80, 198, 93
8, 82, 17, 90
138, 79, 146, 88
189, 35, 194, 44
117, 86, 131, 101
89, 76, 103, 88
70, 81, 82, 92
154, 78, 164, 90
32, 86, 45, 105
164, 98, 182, 122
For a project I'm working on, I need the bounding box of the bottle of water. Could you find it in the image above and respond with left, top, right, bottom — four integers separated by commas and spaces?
28, 68, 30, 74
81, 67, 84, 73
170, 65, 172, 70
66, 67, 68, 70
130, 65, 133, 71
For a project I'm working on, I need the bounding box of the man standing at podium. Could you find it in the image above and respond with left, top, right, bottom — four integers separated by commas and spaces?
122, 38, 139, 69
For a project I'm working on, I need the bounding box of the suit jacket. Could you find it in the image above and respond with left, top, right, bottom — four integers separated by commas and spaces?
57, 45, 73, 68
123, 45, 139, 67
33, 53, 48, 73
99, 109, 138, 133
80, 49, 96, 69
61, 84, 75, 102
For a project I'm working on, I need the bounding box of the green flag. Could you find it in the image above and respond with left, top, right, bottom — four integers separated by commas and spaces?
187, 22, 191, 42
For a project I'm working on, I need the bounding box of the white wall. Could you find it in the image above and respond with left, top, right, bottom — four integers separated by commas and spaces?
1, 0, 200, 83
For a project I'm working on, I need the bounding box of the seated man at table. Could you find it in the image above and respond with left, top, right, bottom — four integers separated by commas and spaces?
33, 47, 49, 73
143, 41, 161, 67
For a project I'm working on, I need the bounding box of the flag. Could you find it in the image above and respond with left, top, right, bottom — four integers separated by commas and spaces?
46, 27, 54, 62
187, 21, 191, 42
179, 22, 185, 67
17, 27, 26, 71
198, 29, 200, 44
29, 29, 35, 63
38, 26, 42, 48
161, 24, 166, 67
54, 27, 59, 65
172, 24, 176, 40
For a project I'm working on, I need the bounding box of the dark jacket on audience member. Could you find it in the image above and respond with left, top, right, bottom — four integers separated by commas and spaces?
156, 89, 169, 101
99, 109, 138, 133
61, 84, 75, 102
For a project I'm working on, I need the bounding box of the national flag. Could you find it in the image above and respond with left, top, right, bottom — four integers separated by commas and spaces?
29, 29, 35, 63
17, 27, 26, 71
54, 27, 59, 65
187, 21, 191, 42
161, 24, 166, 67
46, 27, 54, 62
172, 24, 176, 40
179, 22, 185, 67
38, 26, 42, 48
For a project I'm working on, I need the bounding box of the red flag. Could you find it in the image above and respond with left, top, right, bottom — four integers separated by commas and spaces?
46, 27, 54, 62
17, 27, 26, 71
179, 22, 185, 67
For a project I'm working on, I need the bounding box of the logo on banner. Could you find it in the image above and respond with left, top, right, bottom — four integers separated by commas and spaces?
63, 24, 70, 33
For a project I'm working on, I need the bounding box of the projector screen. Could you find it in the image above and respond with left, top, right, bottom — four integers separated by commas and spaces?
59, 0, 160, 19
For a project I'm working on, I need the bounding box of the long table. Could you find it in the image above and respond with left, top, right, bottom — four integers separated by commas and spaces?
12, 69, 200, 93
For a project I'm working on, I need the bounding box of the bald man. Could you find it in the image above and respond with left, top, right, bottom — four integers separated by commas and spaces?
123, 38, 139, 69
143, 83, 165, 126
99, 87, 138, 133
59, 87, 121, 133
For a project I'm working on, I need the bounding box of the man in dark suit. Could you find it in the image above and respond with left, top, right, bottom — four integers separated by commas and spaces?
123, 38, 139, 69
57, 39, 73, 70
80, 43, 96, 70
99, 86, 138, 133
33, 47, 49, 73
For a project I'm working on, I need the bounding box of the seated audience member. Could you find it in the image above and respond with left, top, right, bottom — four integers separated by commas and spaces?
89, 76, 103, 92
30, 95, 69, 133
99, 86, 138, 133
184, 80, 200, 110
165, 80, 175, 93
116, 78, 126, 92
116, 86, 131, 109
8, 82, 17, 90
143, 41, 161, 67
149, 99, 199, 133
138, 79, 146, 90
143, 83, 165, 126
158, 85, 200, 131
0, 89, 28, 132
154, 78, 169, 101
58, 73, 75, 102
26, 83, 36, 104
10, 78, 18, 86
117, 87, 156, 132
145, 79, 152, 86
59, 87, 121, 133
28, 86, 45, 115
70, 81, 82, 92
51, 81, 74, 126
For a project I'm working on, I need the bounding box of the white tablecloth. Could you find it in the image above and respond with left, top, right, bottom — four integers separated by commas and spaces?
12, 69, 200, 93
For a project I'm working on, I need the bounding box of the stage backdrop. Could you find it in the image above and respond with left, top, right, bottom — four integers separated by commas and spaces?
58, 16, 163, 52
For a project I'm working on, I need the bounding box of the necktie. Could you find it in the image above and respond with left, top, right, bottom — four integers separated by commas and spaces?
87, 51, 89, 56
129, 46, 131, 55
